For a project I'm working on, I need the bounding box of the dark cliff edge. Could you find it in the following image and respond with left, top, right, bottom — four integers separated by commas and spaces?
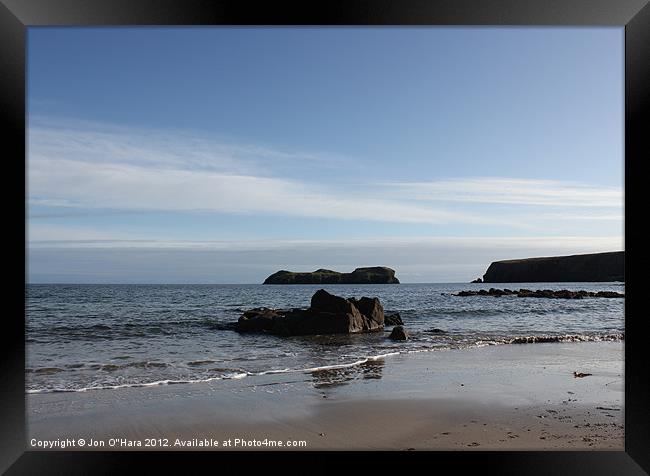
263, 266, 400, 285
482, 251, 624, 283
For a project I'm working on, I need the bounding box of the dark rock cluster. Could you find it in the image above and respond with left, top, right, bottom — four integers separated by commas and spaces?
384, 312, 403, 326
237, 289, 385, 336
453, 288, 624, 299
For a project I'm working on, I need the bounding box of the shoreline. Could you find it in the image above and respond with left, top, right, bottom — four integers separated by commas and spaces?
26, 333, 624, 395
27, 341, 624, 450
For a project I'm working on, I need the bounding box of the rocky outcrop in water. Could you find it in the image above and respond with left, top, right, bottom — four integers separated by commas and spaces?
237, 308, 281, 332
237, 289, 385, 336
263, 267, 399, 284
384, 312, 403, 326
452, 288, 624, 299
482, 251, 624, 283
388, 326, 409, 341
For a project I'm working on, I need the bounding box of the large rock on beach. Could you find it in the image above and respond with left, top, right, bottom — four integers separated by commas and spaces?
237, 289, 385, 336
348, 296, 385, 329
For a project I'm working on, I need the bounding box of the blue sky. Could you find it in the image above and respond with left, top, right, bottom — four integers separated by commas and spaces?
27, 27, 624, 283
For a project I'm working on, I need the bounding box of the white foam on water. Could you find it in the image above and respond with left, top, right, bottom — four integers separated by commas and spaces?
27, 352, 404, 393
26, 334, 622, 394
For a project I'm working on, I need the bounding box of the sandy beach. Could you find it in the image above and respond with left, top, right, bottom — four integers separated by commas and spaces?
27, 340, 624, 451
22, 21, 630, 463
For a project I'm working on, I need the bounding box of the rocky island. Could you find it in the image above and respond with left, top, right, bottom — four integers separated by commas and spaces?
482, 251, 624, 283
263, 266, 399, 284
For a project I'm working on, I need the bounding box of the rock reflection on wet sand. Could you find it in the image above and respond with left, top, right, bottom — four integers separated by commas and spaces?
311, 359, 384, 388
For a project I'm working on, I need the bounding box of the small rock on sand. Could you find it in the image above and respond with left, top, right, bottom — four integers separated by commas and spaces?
573, 372, 593, 378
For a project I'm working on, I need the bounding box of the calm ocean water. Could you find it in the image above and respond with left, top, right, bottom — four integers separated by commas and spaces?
26, 283, 624, 393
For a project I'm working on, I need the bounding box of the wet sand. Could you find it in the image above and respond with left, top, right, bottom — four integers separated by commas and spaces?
27, 341, 624, 450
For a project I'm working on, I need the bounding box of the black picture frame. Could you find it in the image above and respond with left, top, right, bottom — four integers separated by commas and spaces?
3, 0, 648, 473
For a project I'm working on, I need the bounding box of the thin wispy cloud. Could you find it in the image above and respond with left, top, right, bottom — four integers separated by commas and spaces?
534, 212, 624, 221
28, 119, 622, 230
383, 178, 623, 208
25, 120, 511, 228
29, 156, 498, 226
28, 226, 622, 252
28, 117, 349, 175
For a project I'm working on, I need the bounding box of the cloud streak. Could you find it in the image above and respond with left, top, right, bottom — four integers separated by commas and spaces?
29, 156, 499, 225
382, 178, 623, 208
28, 119, 623, 230
28, 227, 623, 253
26, 120, 509, 227
28, 117, 335, 175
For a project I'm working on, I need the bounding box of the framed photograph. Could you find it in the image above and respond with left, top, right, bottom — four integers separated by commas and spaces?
3, 0, 648, 473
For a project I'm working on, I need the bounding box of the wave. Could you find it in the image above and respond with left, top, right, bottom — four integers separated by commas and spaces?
27, 317, 239, 340
389, 307, 591, 320
505, 333, 624, 344
26, 369, 251, 394
26, 367, 65, 374
26, 351, 401, 394
253, 352, 401, 377
26, 333, 623, 394
27, 360, 238, 373
186, 360, 217, 367
394, 308, 501, 318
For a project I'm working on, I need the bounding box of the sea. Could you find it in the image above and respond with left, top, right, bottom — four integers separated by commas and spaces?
25, 282, 624, 394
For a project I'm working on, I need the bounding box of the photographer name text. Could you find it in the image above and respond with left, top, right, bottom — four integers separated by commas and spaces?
30, 437, 307, 449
